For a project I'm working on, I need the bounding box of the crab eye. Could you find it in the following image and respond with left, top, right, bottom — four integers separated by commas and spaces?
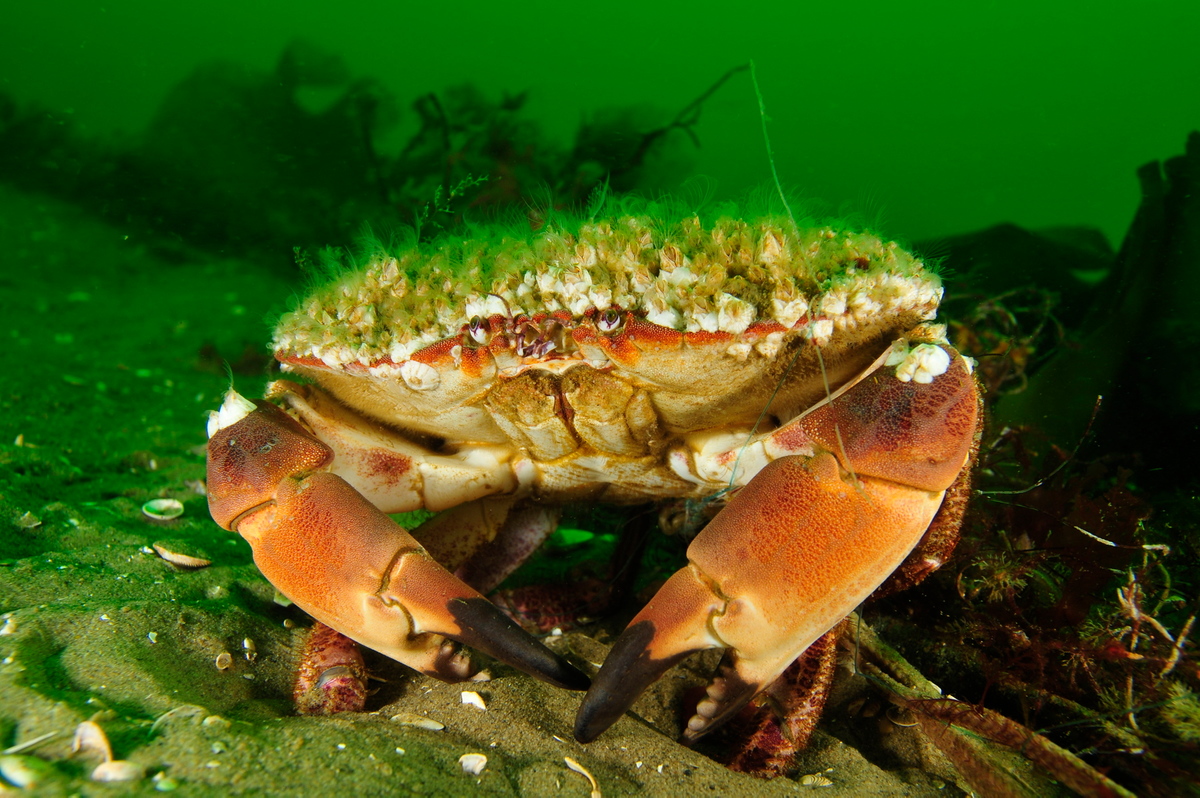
467, 316, 490, 345
597, 308, 624, 334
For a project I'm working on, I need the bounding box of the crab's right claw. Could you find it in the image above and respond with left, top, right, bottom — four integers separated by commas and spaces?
575, 344, 980, 743
205, 391, 589, 692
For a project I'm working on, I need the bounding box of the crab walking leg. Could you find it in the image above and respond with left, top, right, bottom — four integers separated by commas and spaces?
409, 498, 562, 594
206, 392, 589, 691
575, 344, 980, 743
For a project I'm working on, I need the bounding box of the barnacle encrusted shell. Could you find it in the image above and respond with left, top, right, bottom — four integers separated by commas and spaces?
274, 216, 942, 370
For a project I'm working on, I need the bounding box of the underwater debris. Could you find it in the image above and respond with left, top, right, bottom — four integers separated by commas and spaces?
151, 540, 211, 569
72, 720, 145, 783
142, 499, 184, 521
564, 756, 602, 798
0, 755, 53, 788
460, 691, 487, 710
458, 753, 487, 776
389, 714, 445, 731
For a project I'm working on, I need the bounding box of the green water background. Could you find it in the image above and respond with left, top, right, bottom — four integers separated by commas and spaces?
3, 0, 1197, 246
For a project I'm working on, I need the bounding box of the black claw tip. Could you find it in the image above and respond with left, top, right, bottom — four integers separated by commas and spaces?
574, 621, 692, 743
448, 597, 590, 691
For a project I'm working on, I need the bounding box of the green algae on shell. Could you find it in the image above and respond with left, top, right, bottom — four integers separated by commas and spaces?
274, 216, 942, 371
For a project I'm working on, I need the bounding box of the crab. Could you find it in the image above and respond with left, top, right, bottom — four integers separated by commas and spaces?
204, 214, 980, 761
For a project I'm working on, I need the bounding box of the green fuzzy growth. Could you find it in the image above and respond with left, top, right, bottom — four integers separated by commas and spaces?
1160, 683, 1200, 742
275, 196, 943, 371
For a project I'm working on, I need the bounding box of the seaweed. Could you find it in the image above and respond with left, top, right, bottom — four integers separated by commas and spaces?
0, 40, 743, 268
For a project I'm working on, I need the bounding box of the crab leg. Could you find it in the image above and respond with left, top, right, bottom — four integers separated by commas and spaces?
206, 391, 589, 691
408, 498, 562, 594
575, 344, 979, 743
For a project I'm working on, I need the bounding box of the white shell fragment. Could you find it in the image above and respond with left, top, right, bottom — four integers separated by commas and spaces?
72, 721, 114, 761
142, 499, 184, 521
206, 389, 257, 438
215, 652, 233, 670
460, 691, 487, 710
389, 713, 445, 730
0, 754, 53, 788
92, 760, 145, 782
70, 720, 145, 782
152, 542, 211, 569
888, 342, 951, 384
564, 757, 602, 798
458, 753, 488, 775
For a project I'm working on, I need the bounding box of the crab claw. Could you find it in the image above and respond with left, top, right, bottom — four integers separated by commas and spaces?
575, 346, 979, 743
206, 390, 589, 692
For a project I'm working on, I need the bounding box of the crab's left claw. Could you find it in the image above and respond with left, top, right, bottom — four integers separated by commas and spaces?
206, 392, 590, 692
575, 344, 979, 743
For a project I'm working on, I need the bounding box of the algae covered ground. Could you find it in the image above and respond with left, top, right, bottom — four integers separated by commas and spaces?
0, 186, 981, 796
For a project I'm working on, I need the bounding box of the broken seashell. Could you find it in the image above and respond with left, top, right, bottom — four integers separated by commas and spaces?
458, 753, 487, 775
460, 691, 487, 710
72, 720, 114, 761
0, 754, 53, 788
152, 542, 211, 570
15, 511, 41, 530
389, 713, 444, 731
92, 760, 145, 782
215, 652, 233, 670
142, 499, 184, 521
564, 757, 601, 798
